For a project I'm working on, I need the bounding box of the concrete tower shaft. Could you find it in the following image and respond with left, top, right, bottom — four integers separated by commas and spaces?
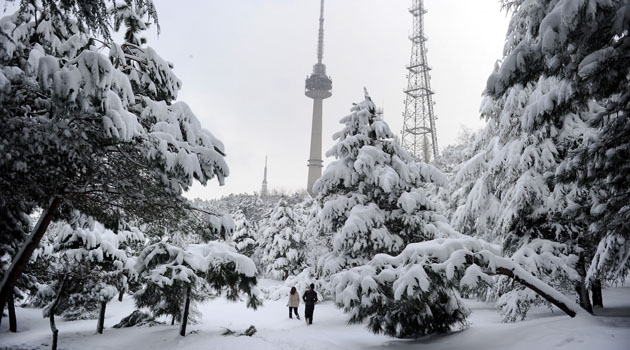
305, 0, 332, 196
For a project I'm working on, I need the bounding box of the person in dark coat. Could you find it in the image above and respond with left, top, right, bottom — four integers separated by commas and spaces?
302, 283, 318, 325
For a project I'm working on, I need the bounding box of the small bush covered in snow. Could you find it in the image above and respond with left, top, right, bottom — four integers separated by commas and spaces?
229, 210, 257, 258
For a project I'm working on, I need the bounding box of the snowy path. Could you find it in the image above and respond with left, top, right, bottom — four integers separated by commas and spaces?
1, 286, 629, 350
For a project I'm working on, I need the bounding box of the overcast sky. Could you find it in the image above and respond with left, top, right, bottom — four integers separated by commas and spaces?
143, 0, 510, 199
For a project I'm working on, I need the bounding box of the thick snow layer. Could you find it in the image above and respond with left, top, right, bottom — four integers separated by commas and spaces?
184, 242, 257, 277
1, 283, 629, 349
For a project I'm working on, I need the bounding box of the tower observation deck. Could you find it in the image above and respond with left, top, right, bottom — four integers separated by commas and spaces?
305, 0, 332, 196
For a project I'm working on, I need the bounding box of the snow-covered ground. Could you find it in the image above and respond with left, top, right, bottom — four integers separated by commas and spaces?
2, 284, 629, 350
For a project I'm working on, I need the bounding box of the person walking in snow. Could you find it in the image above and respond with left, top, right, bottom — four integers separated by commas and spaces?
302, 283, 318, 325
288, 286, 300, 320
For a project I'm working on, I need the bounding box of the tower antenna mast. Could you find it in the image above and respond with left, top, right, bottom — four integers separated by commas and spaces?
401, 0, 438, 162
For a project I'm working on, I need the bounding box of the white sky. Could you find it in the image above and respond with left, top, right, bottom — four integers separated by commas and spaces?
146, 0, 510, 199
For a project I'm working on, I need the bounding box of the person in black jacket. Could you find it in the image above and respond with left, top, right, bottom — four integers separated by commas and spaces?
302, 283, 318, 325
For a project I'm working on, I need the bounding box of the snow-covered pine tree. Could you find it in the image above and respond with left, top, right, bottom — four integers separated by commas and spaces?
449, 124, 498, 239
552, 0, 630, 300
313, 90, 487, 336
315, 89, 450, 276
194, 194, 268, 227
230, 210, 257, 257
454, 0, 598, 243
255, 195, 330, 300
432, 126, 478, 177
133, 241, 196, 327
0, 0, 228, 311
123, 205, 241, 331
134, 240, 261, 336
449, 0, 629, 312
258, 198, 304, 280
295, 195, 327, 271
430, 127, 480, 232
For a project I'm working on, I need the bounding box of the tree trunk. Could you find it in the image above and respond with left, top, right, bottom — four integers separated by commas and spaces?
171, 315, 175, 325
495, 267, 576, 318
0, 196, 63, 314
574, 254, 593, 313
96, 301, 106, 334
179, 285, 191, 337
8, 291, 16, 332
576, 281, 593, 314
50, 274, 69, 350
591, 279, 603, 308
118, 290, 124, 302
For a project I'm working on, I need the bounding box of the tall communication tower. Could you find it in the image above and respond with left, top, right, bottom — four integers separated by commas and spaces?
401, 0, 438, 162
305, 0, 332, 196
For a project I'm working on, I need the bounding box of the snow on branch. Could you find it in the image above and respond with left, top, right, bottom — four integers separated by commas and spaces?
138, 241, 257, 287
56, 213, 144, 266
586, 233, 630, 285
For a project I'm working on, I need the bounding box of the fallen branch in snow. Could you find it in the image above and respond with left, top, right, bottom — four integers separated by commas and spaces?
494, 267, 575, 317
490, 239, 580, 322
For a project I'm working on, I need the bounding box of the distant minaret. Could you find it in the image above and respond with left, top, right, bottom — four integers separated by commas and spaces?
305, 0, 332, 196
261, 156, 268, 197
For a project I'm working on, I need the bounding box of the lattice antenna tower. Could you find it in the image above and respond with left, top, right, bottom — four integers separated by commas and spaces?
401, 0, 438, 162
